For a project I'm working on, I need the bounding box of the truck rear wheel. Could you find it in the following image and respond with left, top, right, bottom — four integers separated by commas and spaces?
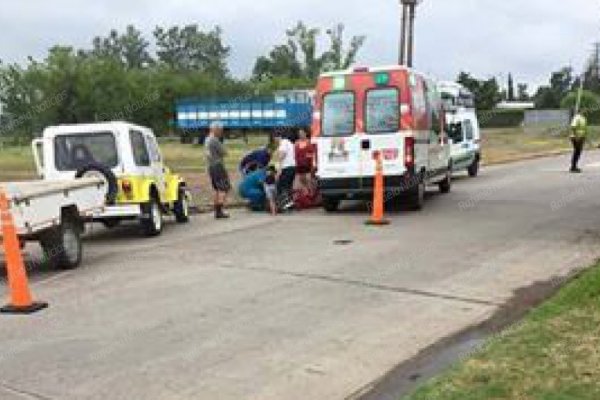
141, 196, 163, 237
174, 188, 190, 223
40, 221, 82, 270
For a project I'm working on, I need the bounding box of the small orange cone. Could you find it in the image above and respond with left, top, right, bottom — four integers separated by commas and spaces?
0, 188, 48, 314
366, 152, 390, 226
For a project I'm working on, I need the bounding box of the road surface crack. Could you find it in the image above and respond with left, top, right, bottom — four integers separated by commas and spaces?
0, 381, 55, 400
217, 264, 501, 307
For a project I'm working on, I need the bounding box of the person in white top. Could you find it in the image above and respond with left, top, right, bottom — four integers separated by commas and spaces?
275, 134, 297, 210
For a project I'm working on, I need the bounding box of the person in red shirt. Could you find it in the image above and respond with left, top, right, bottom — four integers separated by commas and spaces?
294, 129, 321, 210
294, 129, 315, 190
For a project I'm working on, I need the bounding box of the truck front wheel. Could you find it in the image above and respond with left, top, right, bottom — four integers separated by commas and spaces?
174, 188, 190, 223
468, 157, 480, 177
141, 196, 163, 237
40, 221, 82, 270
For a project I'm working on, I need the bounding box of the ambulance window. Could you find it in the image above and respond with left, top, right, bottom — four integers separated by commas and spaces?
365, 88, 400, 134
322, 92, 355, 137
464, 120, 474, 141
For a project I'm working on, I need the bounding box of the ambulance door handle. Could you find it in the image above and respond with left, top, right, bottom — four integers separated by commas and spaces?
361, 139, 371, 151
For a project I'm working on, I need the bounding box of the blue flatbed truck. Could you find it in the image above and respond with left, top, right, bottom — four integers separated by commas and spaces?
175, 90, 314, 144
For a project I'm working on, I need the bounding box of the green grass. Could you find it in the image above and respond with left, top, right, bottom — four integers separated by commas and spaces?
0, 144, 38, 178
159, 135, 269, 172
403, 263, 600, 400
482, 126, 600, 165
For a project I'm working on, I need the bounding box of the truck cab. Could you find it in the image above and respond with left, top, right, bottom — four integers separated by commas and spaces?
439, 81, 482, 177
32, 122, 190, 236
312, 66, 452, 212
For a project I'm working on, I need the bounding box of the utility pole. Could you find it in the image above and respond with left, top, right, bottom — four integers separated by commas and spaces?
399, 0, 421, 67
399, 4, 408, 65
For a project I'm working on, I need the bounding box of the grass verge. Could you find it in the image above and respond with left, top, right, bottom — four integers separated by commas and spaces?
403, 262, 600, 400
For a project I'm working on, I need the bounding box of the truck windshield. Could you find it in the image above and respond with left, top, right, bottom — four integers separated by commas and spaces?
55, 132, 119, 171
322, 92, 355, 137
365, 88, 400, 134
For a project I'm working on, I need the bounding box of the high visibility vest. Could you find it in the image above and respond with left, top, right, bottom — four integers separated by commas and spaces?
571, 114, 588, 138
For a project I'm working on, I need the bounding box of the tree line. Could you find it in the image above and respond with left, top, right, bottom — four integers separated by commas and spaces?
2, 21, 596, 139
0, 22, 365, 138
458, 58, 600, 120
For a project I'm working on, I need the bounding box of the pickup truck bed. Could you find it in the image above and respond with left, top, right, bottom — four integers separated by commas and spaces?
1, 178, 106, 237
0, 178, 107, 269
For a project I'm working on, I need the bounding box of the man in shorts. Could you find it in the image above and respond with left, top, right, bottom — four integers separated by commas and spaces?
205, 122, 231, 219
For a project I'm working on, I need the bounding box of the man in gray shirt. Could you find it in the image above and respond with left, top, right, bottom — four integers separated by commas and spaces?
205, 122, 231, 219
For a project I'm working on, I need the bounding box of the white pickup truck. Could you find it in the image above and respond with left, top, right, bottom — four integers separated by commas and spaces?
439, 81, 482, 177
0, 177, 107, 270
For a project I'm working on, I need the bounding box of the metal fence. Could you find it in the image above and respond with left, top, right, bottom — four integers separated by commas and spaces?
523, 109, 570, 127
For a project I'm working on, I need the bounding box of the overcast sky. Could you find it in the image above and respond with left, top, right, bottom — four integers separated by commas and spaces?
0, 0, 598, 91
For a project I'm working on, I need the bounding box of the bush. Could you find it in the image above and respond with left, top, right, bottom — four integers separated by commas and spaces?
561, 90, 600, 124
477, 109, 525, 128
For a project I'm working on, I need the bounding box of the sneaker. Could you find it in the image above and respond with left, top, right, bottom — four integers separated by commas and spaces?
216, 212, 230, 219
570, 168, 582, 173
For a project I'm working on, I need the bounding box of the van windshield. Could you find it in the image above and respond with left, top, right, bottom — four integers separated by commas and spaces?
322, 92, 355, 137
366, 88, 400, 134
55, 132, 119, 171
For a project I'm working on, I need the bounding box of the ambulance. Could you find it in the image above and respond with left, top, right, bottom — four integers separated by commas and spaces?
312, 66, 452, 212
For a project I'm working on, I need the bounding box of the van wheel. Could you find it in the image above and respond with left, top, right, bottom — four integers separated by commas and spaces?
439, 170, 452, 194
141, 196, 163, 237
468, 158, 480, 177
408, 178, 425, 211
40, 220, 82, 270
174, 188, 190, 223
323, 197, 340, 213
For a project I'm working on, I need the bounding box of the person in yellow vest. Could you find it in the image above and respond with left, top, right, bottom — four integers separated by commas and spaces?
570, 112, 588, 173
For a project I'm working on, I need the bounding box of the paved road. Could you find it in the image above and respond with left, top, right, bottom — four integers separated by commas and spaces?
2, 153, 600, 400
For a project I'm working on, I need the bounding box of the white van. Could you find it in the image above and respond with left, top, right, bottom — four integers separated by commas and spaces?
312, 66, 452, 212
439, 82, 481, 177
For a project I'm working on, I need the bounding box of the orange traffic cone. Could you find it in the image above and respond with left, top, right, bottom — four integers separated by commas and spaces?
0, 188, 48, 314
366, 152, 390, 226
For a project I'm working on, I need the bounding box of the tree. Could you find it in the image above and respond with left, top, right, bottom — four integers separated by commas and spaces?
517, 83, 529, 101
561, 90, 600, 123
153, 25, 230, 76
534, 67, 573, 109
457, 72, 502, 110
507, 73, 515, 101
91, 26, 153, 69
583, 43, 600, 94
252, 22, 366, 81
322, 24, 366, 72
253, 45, 303, 81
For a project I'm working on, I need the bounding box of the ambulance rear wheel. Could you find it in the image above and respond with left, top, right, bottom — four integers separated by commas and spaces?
408, 180, 425, 211
323, 197, 340, 213
468, 158, 480, 177
439, 170, 452, 194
